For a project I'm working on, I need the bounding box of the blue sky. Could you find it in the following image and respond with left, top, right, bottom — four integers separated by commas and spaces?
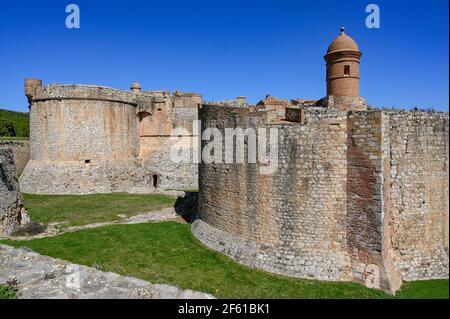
0, 0, 448, 112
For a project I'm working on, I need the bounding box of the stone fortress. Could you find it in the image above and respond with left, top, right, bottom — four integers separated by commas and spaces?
8, 28, 448, 293
20, 80, 201, 194
192, 28, 449, 293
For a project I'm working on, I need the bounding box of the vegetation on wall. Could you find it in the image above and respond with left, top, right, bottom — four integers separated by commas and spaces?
0, 109, 29, 138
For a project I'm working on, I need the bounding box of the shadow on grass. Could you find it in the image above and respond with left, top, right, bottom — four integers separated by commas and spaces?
174, 191, 198, 223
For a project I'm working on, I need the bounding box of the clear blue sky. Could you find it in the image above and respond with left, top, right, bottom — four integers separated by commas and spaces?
0, 0, 448, 112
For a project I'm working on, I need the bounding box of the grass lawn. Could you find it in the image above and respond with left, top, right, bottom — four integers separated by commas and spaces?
0, 285, 18, 299
23, 193, 177, 227
394, 280, 449, 299
1, 222, 447, 299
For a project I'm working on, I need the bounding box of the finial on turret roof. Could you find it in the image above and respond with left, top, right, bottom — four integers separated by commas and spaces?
340, 26, 345, 35
130, 82, 141, 92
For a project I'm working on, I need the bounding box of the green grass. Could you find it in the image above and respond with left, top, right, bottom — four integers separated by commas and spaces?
0, 285, 18, 299
2, 222, 447, 299
23, 193, 177, 227
394, 280, 449, 299
0, 108, 29, 138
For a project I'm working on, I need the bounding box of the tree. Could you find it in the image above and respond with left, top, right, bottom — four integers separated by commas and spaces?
0, 121, 16, 137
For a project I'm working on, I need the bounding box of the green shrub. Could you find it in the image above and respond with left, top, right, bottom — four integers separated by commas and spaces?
0, 284, 18, 299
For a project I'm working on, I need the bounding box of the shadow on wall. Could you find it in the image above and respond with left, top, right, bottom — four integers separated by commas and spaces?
174, 192, 198, 223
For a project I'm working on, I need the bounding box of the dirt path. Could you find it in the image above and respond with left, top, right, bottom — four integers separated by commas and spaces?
4, 207, 185, 241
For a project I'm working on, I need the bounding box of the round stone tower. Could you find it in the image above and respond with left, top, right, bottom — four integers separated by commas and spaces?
20, 81, 145, 194
324, 27, 362, 97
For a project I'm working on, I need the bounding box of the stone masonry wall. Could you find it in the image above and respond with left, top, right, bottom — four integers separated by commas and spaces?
20, 83, 199, 194
347, 111, 402, 292
28, 99, 138, 162
141, 136, 198, 191
20, 85, 141, 194
195, 105, 353, 281
0, 147, 27, 236
19, 160, 159, 195
386, 111, 449, 280
0, 140, 30, 175
138, 98, 199, 191
195, 105, 449, 293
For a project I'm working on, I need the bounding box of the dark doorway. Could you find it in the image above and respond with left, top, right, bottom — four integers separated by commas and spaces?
152, 174, 159, 188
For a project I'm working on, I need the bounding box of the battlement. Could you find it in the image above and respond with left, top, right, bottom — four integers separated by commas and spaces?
24, 80, 173, 107
24, 80, 207, 112
202, 96, 353, 127
172, 91, 203, 108
203, 96, 248, 108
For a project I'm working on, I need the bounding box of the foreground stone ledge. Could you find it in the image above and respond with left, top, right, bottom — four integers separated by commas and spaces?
0, 244, 214, 299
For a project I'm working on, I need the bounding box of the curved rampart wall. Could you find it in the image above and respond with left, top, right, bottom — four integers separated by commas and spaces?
29, 85, 138, 161
194, 105, 449, 293
20, 85, 146, 194
195, 105, 353, 281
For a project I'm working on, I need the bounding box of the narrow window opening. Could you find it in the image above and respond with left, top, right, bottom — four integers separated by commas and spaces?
344, 65, 350, 76
152, 174, 159, 188
85, 159, 91, 164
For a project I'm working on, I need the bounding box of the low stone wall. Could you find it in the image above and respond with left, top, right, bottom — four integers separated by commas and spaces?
0, 140, 30, 175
